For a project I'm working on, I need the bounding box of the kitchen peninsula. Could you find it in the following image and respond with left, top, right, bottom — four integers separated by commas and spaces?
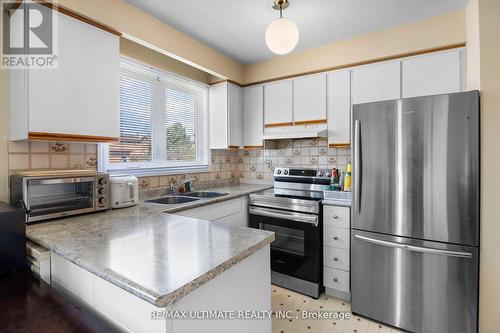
26, 185, 274, 333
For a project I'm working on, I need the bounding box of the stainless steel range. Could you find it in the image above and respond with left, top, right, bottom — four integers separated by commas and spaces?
249, 167, 332, 298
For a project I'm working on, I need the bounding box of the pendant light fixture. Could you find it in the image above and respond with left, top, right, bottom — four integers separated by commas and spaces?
265, 0, 299, 55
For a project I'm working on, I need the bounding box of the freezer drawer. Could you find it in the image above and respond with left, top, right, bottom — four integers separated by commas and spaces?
351, 230, 478, 333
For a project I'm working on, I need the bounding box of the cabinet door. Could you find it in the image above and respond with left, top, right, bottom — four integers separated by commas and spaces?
293, 74, 327, 123
228, 83, 242, 148
327, 70, 351, 146
243, 86, 264, 147
28, 10, 119, 138
264, 80, 293, 125
351, 61, 401, 104
402, 50, 462, 98
209, 82, 229, 149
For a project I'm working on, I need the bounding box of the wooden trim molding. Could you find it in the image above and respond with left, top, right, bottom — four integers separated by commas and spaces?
293, 119, 327, 126
243, 145, 263, 149
264, 122, 294, 128
28, 132, 119, 143
209, 79, 243, 87
227, 145, 240, 149
242, 43, 466, 87
329, 143, 351, 148
30, 0, 121, 37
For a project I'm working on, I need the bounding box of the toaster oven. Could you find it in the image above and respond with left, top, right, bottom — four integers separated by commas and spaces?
10, 171, 109, 223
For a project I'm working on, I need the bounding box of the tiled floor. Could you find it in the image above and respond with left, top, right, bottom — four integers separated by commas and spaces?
271, 285, 404, 333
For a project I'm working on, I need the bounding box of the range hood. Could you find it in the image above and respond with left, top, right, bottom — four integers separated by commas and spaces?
263, 123, 328, 140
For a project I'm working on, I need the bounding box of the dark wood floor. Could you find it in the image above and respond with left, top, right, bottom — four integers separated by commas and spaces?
0, 270, 117, 333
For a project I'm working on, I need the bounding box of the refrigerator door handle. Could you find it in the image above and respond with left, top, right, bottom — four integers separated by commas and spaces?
354, 234, 473, 259
354, 120, 362, 213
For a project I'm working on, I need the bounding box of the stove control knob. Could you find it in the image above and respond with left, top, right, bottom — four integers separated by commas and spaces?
326, 171, 332, 177
98, 178, 107, 185
283, 170, 289, 175
98, 197, 106, 205
318, 171, 324, 177
276, 169, 282, 175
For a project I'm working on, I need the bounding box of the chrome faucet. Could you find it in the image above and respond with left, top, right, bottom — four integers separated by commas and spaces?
166, 178, 196, 195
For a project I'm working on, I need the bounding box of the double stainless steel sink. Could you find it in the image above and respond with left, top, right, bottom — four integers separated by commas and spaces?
146, 191, 228, 205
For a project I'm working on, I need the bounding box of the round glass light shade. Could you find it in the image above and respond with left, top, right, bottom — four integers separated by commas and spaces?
265, 17, 299, 55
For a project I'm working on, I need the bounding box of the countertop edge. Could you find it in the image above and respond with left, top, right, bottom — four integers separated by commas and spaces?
155, 232, 275, 307
322, 199, 352, 207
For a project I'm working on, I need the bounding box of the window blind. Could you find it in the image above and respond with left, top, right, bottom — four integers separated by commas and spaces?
105, 58, 209, 173
165, 87, 197, 161
109, 73, 153, 163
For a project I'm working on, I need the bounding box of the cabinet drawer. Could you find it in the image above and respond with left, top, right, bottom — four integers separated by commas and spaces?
323, 246, 350, 271
324, 267, 350, 292
323, 205, 350, 228
323, 226, 350, 249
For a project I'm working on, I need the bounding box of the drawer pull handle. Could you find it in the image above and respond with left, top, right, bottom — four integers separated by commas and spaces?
333, 236, 338, 240
333, 257, 338, 261
333, 215, 338, 219
333, 277, 338, 282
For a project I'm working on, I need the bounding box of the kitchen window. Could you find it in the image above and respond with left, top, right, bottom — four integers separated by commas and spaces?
100, 58, 209, 175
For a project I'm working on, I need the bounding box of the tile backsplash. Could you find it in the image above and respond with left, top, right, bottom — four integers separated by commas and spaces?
7, 138, 350, 195
8, 140, 98, 172
237, 138, 351, 184
137, 149, 240, 195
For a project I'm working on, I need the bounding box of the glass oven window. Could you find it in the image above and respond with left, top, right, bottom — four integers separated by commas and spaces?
28, 179, 95, 217
260, 223, 305, 256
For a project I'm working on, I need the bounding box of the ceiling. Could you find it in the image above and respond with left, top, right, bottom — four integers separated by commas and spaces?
124, 0, 469, 64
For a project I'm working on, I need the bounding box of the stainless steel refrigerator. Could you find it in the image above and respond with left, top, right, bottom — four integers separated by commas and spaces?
351, 91, 479, 333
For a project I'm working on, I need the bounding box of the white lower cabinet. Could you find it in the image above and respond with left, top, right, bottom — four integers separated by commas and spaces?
175, 196, 248, 227
50, 246, 271, 333
51, 252, 94, 305
323, 205, 351, 301
93, 276, 170, 333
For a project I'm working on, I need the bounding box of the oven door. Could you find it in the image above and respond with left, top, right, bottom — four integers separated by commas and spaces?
249, 206, 322, 283
25, 177, 96, 222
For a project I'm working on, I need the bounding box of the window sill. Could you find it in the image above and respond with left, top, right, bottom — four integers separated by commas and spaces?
105, 165, 211, 178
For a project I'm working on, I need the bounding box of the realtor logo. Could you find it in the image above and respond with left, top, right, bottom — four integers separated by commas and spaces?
1, 0, 58, 68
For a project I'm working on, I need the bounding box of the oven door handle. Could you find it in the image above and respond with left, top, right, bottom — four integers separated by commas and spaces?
249, 200, 317, 213
249, 206, 318, 226
28, 177, 95, 185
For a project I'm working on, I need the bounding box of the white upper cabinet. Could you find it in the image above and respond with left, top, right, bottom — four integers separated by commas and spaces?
209, 81, 242, 149
264, 80, 293, 125
402, 49, 464, 98
293, 74, 327, 123
10, 5, 120, 141
327, 70, 351, 146
243, 85, 264, 148
351, 61, 401, 105
228, 83, 242, 148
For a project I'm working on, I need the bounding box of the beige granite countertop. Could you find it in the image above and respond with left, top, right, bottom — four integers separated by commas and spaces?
26, 184, 273, 307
